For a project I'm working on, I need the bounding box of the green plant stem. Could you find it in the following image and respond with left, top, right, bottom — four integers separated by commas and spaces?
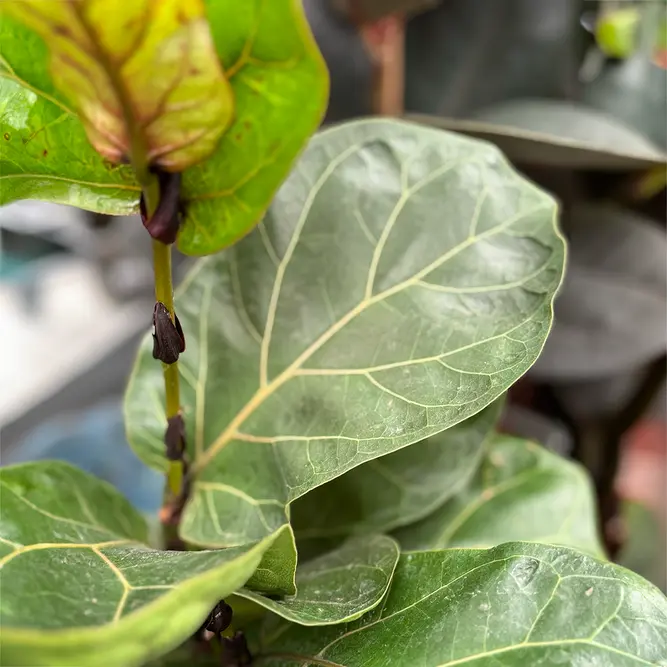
151, 239, 183, 497
135, 161, 183, 502
67, 1, 184, 540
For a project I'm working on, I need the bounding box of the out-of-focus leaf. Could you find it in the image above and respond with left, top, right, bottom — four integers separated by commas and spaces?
407, 100, 666, 170
124, 119, 564, 577
395, 435, 603, 556
2, 0, 233, 171
617, 500, 667, 592
291, 400, 502, 548
501, 404, 572, 457
405, 0, 583, 117
532, 267, 667, 381
584, 57, 667, 150
0, 461, 281, 667
531, 204, 667, 381
0, 1, 329, 255
253, 543, 667, 666
238, 535, 399, 625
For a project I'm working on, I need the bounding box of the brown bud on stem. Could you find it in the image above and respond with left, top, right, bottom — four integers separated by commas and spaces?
152, 301, 185, 364
164, 414, 186, 461
140, 169, 183, 244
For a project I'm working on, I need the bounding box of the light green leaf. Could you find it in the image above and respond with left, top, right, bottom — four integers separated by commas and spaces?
394, 435, 604, 557
124, 119, 565, 566
0, 14, 139, 215
237, 535, 399, 625
291, 399, 502, 553
178, 0, 328, 254
245, 523, 297, 596
596, 8, 641, 59
3, 0, 233, 172
0, 461, 281, 667
0, 1, 328, 255
254, 543, 667, 666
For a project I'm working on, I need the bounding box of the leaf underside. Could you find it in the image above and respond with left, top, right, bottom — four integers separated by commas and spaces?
125, 118, 565, 587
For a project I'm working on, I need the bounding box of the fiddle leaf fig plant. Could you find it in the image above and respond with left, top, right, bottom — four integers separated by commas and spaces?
1, 2, 666, 667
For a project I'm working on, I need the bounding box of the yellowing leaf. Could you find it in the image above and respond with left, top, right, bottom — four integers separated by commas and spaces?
3, 0, 233, 171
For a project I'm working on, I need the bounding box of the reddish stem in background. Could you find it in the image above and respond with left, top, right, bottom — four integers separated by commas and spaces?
357, 12, 406, 116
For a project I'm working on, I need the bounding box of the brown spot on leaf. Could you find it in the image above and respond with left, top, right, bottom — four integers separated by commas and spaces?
243, 120, 251, 130
3, 133, 9, 140
42, 149, 48, 156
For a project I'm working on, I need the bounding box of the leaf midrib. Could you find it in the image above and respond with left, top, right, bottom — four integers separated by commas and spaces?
193, 187, 551, 473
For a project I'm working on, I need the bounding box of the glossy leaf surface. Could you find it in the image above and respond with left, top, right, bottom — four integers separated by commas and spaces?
125, 119, 565, 570
395, 435, 604, 557
239, 535, 399, 625
255, 544, 667, 666
0, 461, 279, 667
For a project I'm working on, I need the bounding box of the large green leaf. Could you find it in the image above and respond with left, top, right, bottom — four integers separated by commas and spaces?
0, 461, 281, 667
291, 399, 502, 554
395, 435, 604, 557
253, 543, 667, 666
237, 535, 399, 625
125, 119, 565, 564
0, 0, 328, 255
3, 0, 233, 172
407, 99, 667, 170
